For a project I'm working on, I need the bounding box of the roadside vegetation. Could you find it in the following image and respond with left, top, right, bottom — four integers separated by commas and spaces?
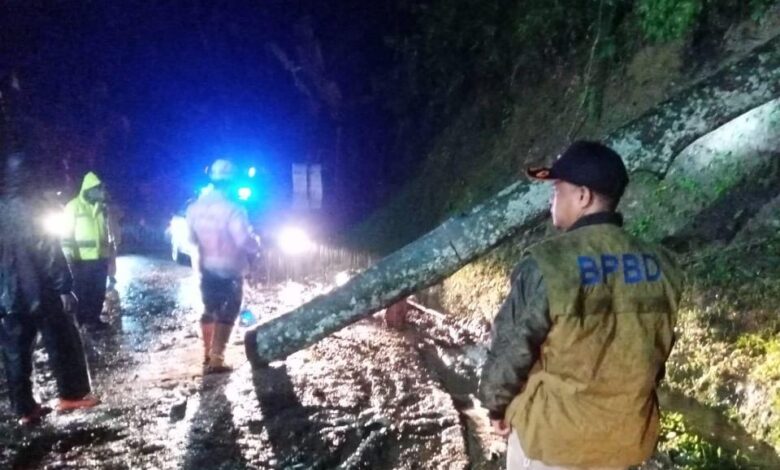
348, 1, 780, 468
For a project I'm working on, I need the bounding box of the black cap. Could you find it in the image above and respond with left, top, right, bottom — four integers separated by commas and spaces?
526, 140, 629, 200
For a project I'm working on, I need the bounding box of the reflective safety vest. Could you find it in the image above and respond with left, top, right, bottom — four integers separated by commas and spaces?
62, 172, 111, 261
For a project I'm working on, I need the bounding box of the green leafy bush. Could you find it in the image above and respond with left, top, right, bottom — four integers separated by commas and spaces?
659, 412, 751, 469
638, 0, 703, 41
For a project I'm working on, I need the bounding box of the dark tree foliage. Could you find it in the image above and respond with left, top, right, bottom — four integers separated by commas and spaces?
0, 0, 776, 227
392, 0, 778, 122
0, 0, 413, 225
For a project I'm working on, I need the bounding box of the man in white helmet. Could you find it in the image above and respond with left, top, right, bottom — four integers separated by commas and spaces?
186, 159, 259, 374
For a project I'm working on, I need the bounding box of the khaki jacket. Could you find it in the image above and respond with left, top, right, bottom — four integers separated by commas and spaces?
479, 213, 683, 467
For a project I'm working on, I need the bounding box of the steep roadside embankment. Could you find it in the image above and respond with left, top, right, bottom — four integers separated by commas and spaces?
348, 12, 780, 467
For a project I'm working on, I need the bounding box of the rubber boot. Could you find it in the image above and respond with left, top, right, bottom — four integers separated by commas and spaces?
201, 322, 215, 366
18, 403, 52, 426
206, 323, 234, 374
57, 393, 101, 412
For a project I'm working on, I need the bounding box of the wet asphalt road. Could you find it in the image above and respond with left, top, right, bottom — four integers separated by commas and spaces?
0, 255, 495, 470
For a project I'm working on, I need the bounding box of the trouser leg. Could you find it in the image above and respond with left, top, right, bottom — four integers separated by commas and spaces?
73, 260, 108, 324
200, 272, 221, 325
37, 306, 92, 400
0, 315, 39, 416
200, 273, 241, 325
72, 262, 92, 324
89, 259, 109, 321
200, 272, 221, 366
216, 278, 242, 326
506, 431, 628, 470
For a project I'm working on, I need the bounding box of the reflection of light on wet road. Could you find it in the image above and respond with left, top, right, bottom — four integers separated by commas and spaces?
113, 256, 221, 468
114, 255, 201, 310
112, 255, 199, 339
114, 255, 166, 296
277, 280, 331, 311
278, 281, 307, 310
115, 255, 194, 295
177, 272, 203, 311
120, 314, 142, 334
98, 255, 333, 467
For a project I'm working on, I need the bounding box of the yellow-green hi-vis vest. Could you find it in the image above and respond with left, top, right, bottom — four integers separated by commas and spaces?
506, 223, 683, 467
62, 172, 110, 261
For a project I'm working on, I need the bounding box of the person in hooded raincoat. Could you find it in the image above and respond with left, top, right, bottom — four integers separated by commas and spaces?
61, 172, 113, 329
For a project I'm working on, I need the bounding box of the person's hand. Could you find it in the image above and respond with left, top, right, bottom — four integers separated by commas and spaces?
60, 293, 77, 314
491, 419, 511, 437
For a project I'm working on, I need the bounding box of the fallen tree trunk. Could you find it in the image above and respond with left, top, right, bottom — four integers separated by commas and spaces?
246, 34, 780, 367
608, 34, 780, 175
246, 181, 551, 367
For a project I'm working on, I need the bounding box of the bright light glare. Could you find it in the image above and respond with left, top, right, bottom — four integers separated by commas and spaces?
170, 217, 190, 243
334, 271, 351, 287
279, 281, 307, 308
199, 184, 214, 197
176, 271, 202, 310
238, 187, 252, 200
278, 226, 314, 255
248, 167, 257, 178
42, 211, 69, 237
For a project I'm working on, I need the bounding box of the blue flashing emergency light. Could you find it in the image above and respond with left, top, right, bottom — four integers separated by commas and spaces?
238, 187, 252, 201
248, 167, 257, 178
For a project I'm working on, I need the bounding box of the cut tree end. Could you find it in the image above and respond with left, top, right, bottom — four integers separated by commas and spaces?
244, 327, 270, 369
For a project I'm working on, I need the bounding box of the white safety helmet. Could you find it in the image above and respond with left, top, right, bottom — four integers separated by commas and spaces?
208, 159, 237, 182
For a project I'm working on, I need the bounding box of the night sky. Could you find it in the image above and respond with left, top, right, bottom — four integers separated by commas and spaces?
1, 1, 404, 226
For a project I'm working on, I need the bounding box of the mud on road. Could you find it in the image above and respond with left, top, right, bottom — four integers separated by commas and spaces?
0, 255, 505, 469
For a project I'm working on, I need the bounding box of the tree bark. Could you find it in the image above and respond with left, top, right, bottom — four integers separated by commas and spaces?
246, 181, 550, 367
245, 33, 780, 367
609, 34, 780, 176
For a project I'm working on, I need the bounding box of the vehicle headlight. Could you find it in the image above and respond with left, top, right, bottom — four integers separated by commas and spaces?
278, 226, 314, 255
42, 211, 69, 237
